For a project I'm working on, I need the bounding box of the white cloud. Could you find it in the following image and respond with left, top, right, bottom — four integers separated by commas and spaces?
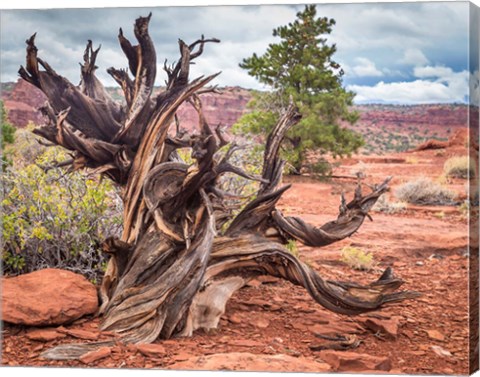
348, 64, 469, 104
401, 48, 429, 66
0, 2, 471, 105
350, 57, 383, 77
414, 65, 455, 78
348, 80, 459, 104
471, 70, 480, 106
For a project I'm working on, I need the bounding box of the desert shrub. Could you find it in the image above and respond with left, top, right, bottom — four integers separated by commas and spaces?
176, 147, 195, 165
443, 156, 474, 179
306, 158, 332, 178
395, 177, 457, 205
459, 200, 470, 219
372, 195, 407, 214
286, 239, 299, 257
341, 246, 375, 271
1, 132, 123, 281
405, 156, 419, 164
0, 100, 16, 168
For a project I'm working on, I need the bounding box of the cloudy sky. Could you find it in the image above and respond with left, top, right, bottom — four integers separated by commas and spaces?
0, 1, 477, 104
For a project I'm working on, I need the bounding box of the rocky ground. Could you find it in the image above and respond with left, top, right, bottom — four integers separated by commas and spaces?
0, 134, 474, 374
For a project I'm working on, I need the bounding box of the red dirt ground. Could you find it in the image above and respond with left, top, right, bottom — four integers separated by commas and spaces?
1, 143, 473, 374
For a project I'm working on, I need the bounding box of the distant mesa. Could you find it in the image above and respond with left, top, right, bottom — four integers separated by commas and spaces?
0, 79, 470, 154
1, 79, 251, 131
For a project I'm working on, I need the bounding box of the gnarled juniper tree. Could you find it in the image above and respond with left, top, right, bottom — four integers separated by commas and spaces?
19, 14, 417, 359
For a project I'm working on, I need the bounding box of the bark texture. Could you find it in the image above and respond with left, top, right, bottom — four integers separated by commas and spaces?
19, 14, 418, 359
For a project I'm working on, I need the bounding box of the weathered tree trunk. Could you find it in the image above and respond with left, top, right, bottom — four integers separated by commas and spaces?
19, 14, 418, 359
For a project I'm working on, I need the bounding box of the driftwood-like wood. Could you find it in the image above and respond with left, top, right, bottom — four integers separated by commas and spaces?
19, 14, 418, 359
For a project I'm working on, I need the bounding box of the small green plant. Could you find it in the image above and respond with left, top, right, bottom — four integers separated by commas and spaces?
176, 147, 195, 165
286, 239, 299, 257
459, 200, 470, 219
405, 156, 419, 164
443, 156, 474, 179
433, 211, 445, 219
341, 246, 375, 271
395, 177, 457, 205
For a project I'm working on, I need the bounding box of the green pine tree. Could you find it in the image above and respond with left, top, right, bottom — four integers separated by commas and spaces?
236, 5, 363, 174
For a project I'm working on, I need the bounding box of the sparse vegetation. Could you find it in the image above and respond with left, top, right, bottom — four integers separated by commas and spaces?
395, 177, 457, 205
341, 246, 376, 271
433, 211, 446, 219
286, 239, 299, 257
1, 130, 122, 281
0, 100, 16, 168
372, 194, 407, 214
405, 156, 419, 164
443, 156, 474, 179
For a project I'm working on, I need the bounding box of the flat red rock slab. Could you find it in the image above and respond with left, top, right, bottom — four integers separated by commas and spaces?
319, 350, 392, 372
26, 329, 66, 342
135, 344, 167, 357
168, 352, 331, 373
79, 347, 112, 364
2, 268, 98, 326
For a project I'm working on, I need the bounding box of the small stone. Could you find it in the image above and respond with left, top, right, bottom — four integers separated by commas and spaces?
431, 345, 452, 357
136, 343, 166, 358
253, 318, 270, 328
272, 296, 283, 303
79, 347, 112, 364
229, 313, 243, 324
427, 329, 445, 341
246, 278, 262, 288
269, 304, 282, 311
361, 317, 400, 340
233, 339, 263, 347
319, 350, 392, 372
243, 299, 271, 307
310, 321, 363, 337
292, 322, 309, 331
415, 261, 424, 266
65, 329, 100, 340
26, 329, 66, 342
172, 352, 193, 362
256, 275, 279, 284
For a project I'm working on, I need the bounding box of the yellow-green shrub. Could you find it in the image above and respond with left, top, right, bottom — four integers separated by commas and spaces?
286, 239, 299, 257
341, 246, 376, 271
1, 131, 122, 281
443, 156, 474, 179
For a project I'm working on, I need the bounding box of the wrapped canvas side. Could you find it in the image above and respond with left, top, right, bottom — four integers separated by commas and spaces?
469, 1, 480, 374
